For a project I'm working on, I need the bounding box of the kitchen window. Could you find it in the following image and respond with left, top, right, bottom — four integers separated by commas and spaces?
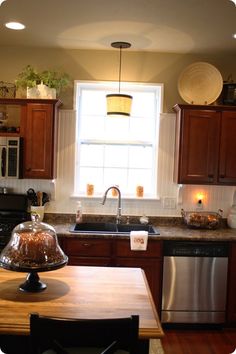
74, 81, 163, 198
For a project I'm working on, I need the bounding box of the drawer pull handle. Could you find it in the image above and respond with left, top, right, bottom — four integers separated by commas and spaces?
82, 243, 91, 247
208, 174, 213, 178
219, 174, 225, 178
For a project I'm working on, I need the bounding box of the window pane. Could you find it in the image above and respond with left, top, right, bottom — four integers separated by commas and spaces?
80, 115, 105, 139
103, 167, 127, 190
80, 145, 104, 167
80, 90, 106, 115
130, 117, 154, 141
104, 116, 130, 140
128, 169, 153, 195
104, 145, 128, 167
131, 92, 156, 117
78, 167, 103, 193
129, 146, 153, 168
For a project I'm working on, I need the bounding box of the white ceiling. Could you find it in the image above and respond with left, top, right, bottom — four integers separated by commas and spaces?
0, 0, 236, 54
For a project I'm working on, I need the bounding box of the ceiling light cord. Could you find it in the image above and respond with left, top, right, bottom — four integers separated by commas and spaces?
118, 45, 122, 93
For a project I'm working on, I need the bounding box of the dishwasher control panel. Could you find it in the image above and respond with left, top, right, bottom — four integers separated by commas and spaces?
163, 241, 229, 257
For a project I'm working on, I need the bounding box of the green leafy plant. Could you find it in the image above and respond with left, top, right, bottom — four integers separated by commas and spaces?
15, 65, 70, 95
15, 65, 41, 89
40, 70, 70, 95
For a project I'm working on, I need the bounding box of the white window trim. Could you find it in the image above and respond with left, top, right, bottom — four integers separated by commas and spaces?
73, 80, 164, 200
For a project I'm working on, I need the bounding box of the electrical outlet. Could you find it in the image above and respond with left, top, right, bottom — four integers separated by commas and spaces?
163, 197, 176, 209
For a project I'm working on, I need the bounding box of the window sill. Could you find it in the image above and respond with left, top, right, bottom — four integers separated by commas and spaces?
70, 194, 161, 201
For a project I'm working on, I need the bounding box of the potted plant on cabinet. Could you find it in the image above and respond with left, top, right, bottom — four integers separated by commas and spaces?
15, 65, 70, 99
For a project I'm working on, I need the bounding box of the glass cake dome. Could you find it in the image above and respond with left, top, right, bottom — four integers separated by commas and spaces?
0, 214, 68, 292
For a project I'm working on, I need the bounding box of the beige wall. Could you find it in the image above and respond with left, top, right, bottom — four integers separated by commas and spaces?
0, 46, 235, 218
0, 46, 235, 111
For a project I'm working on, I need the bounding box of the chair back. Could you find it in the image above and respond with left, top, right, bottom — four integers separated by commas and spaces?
29, 313, 139, 354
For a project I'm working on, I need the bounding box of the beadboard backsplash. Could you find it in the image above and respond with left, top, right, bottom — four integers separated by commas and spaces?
1, 110, 235, 218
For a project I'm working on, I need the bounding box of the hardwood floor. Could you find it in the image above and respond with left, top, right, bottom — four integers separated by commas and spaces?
161, 328, 236, 354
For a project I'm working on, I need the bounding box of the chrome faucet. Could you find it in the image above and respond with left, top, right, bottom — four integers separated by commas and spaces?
101, 186, 122, 224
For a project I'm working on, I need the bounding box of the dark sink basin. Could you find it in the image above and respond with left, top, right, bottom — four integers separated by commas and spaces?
71, 222, 117, 233
70, 222, 160, 235
117, 223, 158, 234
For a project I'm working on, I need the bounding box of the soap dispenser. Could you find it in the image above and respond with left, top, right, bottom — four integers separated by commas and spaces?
75, 201, 83, 224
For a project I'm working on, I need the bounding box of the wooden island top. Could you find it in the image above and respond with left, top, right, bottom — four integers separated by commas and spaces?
0, 265, 164, 339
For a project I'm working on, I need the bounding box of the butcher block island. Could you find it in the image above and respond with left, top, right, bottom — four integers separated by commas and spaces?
0, 265, 163, 354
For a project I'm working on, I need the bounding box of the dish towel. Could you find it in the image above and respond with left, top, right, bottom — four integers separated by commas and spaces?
130, 230, 148, 251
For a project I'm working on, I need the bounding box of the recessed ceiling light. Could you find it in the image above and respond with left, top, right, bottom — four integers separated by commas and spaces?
233, 33, 236, 39
5, 22, 25, 30
0, 0, 6, 6
229, 0, 236, 5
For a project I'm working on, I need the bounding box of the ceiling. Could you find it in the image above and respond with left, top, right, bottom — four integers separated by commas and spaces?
0, 0, 235, 54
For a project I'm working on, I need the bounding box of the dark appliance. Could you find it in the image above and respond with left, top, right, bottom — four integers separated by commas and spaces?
161, 241, 228, 324
0, 137, 22, 178
0, 193, 30, 250
221, 83, 236, 105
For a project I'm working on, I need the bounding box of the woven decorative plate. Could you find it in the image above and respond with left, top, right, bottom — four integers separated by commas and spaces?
178, 62, 223, 105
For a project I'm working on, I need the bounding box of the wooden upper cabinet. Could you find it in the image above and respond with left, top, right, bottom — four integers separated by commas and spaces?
218, 110, 236, 184
23, 103, 54, 179
173, 104, 236, 185
0, 98, 61, 179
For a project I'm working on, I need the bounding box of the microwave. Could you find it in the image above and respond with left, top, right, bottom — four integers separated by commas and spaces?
0, 137, 22, 178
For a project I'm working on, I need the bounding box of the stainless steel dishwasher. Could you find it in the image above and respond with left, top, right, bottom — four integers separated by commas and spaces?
161, 241, 228, 324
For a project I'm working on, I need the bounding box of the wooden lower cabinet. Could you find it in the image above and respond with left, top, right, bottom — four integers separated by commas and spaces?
62, 238, 113, 267
116, 257, 162, 311
226, 242, 236, 324
115, 239, 162, 312
61, 237, 163, 313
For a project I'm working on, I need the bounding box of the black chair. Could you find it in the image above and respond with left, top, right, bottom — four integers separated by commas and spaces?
29, 313, 139, 354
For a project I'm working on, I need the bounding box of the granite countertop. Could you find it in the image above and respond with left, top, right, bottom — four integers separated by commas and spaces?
44, 213, 236, 241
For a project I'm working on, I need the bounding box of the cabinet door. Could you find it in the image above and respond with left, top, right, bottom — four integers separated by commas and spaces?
115, 239, 162, 312
116, 257, 162, 312
218, 111, 236, 184
178, 109, 220, 184
23, 103, 54, 179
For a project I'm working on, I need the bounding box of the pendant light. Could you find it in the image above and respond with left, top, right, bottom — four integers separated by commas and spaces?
106, 42, 132, 117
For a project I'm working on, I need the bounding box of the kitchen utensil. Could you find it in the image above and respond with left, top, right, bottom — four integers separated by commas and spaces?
27, 188, 37, 206
37, 191, 43, 206
181, 208, 223, 229
42, 192, 50, 205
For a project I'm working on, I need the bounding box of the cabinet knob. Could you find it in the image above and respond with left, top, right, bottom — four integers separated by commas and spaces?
208, 174, 214, 178
219, 174, 225, 178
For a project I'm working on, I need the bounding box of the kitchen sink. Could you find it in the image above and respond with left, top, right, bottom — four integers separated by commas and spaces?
70, 222, 160, 235
72, 222, 117, 233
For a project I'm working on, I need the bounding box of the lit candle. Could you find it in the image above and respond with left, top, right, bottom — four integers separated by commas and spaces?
86, 184, 94, 196
136, 185, 144, 197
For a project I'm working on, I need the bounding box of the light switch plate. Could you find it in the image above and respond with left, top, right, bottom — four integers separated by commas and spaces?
163, 197, 176, 209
